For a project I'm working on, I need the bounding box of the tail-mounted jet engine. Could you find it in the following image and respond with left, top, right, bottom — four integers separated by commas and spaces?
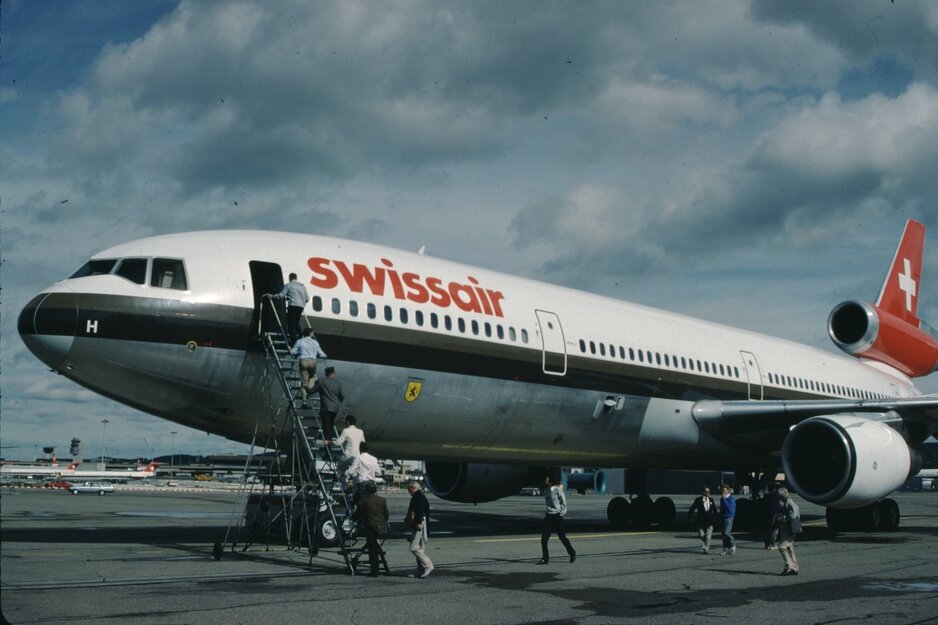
828, 300, 938, 377
424, 462, 547, 503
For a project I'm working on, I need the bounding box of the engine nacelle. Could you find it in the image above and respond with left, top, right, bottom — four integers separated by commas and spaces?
828, 300, 938, 377
424, 462, 546, 503
782, 414, 912, 508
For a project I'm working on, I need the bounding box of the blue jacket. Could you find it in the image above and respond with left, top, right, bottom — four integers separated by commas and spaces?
720, 494, 736, 518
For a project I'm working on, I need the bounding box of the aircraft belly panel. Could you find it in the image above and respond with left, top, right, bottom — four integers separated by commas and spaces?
326, 361, 657, 465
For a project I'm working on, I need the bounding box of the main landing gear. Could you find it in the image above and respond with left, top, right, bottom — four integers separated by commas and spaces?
826, 499, 900, 532
606, 494, 677, 529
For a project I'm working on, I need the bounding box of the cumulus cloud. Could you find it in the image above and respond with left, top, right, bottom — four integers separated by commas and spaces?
511, 82, 938, 290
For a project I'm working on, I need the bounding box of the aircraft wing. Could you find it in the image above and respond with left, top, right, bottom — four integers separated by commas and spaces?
692, 395, 938, 435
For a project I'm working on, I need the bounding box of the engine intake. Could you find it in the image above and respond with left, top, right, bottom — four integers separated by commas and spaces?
782, 414, 911, 508
424, 462, 546, 503
829, 300, 938, 377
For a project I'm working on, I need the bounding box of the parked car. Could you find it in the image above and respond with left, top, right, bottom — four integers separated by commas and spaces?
44, 480, 73, 490
519, 486, 542, 496
68, 482, 114, 495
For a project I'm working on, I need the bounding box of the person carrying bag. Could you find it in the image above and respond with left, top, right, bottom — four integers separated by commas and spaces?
774, 487, 801, 576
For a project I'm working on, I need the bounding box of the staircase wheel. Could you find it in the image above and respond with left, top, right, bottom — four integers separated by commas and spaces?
316, 516, 342, 548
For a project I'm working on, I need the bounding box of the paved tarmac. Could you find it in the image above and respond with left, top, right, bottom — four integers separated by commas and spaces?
2, 487, 937, 625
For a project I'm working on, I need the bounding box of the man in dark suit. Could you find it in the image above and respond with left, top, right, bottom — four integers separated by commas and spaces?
310, 366, 344, 443
353, 482, 389, 576
688, 486, 718, 553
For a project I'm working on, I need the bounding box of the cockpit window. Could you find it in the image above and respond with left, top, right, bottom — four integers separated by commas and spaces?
70, 259, 117, 279
151, 258, 188, 290
115, 258, 148, 285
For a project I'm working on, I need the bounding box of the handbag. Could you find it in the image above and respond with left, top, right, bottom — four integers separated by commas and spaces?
790, 516, 803, 534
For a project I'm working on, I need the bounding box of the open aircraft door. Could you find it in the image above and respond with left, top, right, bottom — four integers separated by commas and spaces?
250, 261, 285, 336
535, 309, 567, 376
739, 350, 764, 400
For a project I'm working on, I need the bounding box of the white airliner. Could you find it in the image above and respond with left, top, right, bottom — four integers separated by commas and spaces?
0, 457, 80, 478
18, 219, 938, 530
60, 461, 161, 480
0, 460, 159, 480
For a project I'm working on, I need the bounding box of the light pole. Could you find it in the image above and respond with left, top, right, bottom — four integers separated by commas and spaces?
170, 431, 177, 477
100, 419, 110, 469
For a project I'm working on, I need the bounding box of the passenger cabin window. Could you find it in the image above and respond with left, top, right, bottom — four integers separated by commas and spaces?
115, 258, 148, 285
151, 258, 188, 290
349, 301, 359, 317
70, 259, 117, 279
312, 296, 323, 312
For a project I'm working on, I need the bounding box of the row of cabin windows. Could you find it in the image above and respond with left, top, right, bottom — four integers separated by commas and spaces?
577, 339, 742, 379
70, 257, 189, 290
578, 336, 887, 399
312, 296, 530, 344
767, 372, 886, 400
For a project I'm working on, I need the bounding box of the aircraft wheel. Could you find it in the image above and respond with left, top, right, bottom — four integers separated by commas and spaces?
877, 499, 900, 531
606, 497, 631, 529
826, 507, 848, 531
734, 498, 753, 530
316, 516, 342, 548
867, 502, 884, 531
212, 542, 223, 561
630, 495, 654, 529
653, 497, 676, 528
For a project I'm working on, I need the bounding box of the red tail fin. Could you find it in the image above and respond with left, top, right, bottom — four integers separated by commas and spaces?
877, 219, 925, 326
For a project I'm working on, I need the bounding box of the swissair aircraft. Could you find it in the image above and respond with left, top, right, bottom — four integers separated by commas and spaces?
0, 460, 159, 480
59, 461, 161, 480
18, 219, 938, 530
0, 457, 80, 478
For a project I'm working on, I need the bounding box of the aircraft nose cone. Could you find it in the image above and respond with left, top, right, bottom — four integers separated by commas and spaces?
18, 288, 78, 371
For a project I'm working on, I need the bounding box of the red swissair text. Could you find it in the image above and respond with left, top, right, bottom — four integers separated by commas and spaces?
307, 257, 506, 318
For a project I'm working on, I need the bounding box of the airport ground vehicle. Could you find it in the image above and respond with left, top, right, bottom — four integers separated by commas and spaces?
68, 482, 114, 495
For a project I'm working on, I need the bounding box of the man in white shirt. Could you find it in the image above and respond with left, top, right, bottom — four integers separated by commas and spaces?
290, 328, 327, 407
346, 441, 381, 504
265, 273, 309, 346
335, 415, 364, 471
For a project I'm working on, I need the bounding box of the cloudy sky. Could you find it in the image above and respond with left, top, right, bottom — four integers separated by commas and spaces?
2, 1, 937, 462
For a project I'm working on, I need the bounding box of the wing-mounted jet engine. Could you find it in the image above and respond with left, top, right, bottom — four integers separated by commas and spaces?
424, 462, 547, 503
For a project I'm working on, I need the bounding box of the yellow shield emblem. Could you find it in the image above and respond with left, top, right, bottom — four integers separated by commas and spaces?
405, 381, 423, 402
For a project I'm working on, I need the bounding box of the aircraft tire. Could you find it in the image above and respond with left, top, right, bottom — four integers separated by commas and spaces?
825, 507, 848, 531
606, 497, 631, 529
212, 542, 223, 560
734, 498, 752, 530
877, 499, 900, 531
630, 495, 654, 529
316, 516, 342, 548
653, 497, 676, 528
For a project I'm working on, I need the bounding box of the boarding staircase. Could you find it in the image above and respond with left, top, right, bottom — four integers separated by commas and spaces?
225, 299, 358, 573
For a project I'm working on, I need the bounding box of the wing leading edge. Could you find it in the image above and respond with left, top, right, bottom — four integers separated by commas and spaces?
692, 395, 938, 435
